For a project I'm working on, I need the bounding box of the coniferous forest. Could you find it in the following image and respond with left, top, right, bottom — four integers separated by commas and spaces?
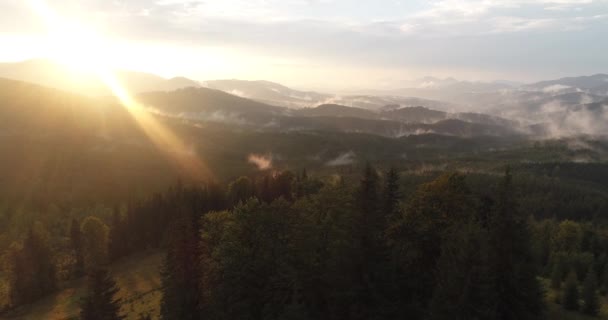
5, 161, 608, 319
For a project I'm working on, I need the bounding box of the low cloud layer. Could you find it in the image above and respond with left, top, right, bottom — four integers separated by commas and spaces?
325, 151, 356, 166
248, 153, 272, 170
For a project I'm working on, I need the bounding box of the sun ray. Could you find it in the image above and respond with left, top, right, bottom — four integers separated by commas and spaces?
98, 70, 211, 180
27, 0, 211, 181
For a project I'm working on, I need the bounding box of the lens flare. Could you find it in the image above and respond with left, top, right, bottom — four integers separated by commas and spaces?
27, 0, 210, 180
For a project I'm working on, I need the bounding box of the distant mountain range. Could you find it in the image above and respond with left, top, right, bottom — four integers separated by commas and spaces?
0, 59, 201, 95
0, 59, 607, 137
524, 74, 608, 95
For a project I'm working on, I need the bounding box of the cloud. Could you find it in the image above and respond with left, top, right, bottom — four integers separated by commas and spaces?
398, 0, 608, 36
248, 153, 272, 170
325, 151, 356, 166
2, 0, 608, 87
542, 84, 572, 92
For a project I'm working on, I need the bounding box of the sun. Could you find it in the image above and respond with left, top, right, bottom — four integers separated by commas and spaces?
27, 0, 212, 181
28, 0, 111, 73
46, 26, 111, 73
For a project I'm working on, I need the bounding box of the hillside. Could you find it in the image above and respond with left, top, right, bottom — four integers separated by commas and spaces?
1, 77, 606, 207
0, 60, 199, 96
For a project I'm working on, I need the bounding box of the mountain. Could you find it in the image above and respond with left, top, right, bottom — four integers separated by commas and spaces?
0, 77, 178, 203
382, 106, 447, 123
525, 74, 608, 94
203, 79, 330, 108
399, 76, 515, 92
294, 104, 379, 119
327, 95, 460, 111
0, 78, 524, 204
203, 79, 462, 111
137, 87, 284, 125
0, 59, 200, 96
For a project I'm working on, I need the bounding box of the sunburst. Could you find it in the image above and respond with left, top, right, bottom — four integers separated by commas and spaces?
27, 0, 210, 180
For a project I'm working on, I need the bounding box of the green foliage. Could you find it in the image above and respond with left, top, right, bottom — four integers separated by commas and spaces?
429, 222, 496, 320
485, 168, 545, 320
228, 176, 255, 205
199, 198, 296, 320
9, 166, 607, 319
554, 221, 583, 254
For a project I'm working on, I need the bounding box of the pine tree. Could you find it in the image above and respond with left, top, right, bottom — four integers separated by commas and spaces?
81, 216, 109, 272
383, 167, 401, 219
582, 268, 599, 316
357, 162, 380, 220
602, 262, 608, 295
228, 176, 255, 205
351, 163, 386, 319
70, 218, 85, 277
8, 223, 57, 306
108, 207, 126, 262
563, 270, 579, 311
551, 261, 564, 289
488, 167, 545, 319
80, 267, 123, 320
160, 210, 201, 320
429, 223, 497, 320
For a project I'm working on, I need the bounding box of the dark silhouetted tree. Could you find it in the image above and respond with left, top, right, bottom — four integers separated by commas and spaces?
228, 176, 255, 205
383, 167, 401, 219
563, 270, 579, 311
8, 222, 56, 306
81, 216, 109, 272
487, 168, 545, 319
160, 209, 201, 320
551, 260, 565, 289
108, 207, 127, 262
80, 267, 123, 320
582, 268, 599, 316
70, 217, 85, 277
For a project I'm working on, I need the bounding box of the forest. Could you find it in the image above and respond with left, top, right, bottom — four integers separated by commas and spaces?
2, 164, 608, 319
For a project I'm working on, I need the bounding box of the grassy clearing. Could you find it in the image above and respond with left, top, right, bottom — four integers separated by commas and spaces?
0, 251, 163, 320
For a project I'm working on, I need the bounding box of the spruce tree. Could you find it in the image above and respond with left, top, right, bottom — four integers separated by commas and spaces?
563, 270, 579, 311
80, 268, 123, 320
551, 261, 564, 289
160, 210, 201, 320
70, 218, 85, 277
108, 207, 126, 262
602, 262, 608, 295
488, 167, 545, 319
429, 223, 496, 320
352, 163, 387, 319
582, 269, 600, 316
9, 223, 57, 306
383, 167, 401, 219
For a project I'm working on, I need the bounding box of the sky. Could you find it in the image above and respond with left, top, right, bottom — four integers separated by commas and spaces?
0, 0, 607, 90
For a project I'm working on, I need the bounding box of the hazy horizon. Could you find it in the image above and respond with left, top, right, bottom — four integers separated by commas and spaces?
1, 0, 607, 90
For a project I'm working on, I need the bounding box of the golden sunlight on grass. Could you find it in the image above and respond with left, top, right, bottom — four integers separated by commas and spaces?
27, 0, 211, 181
2, 252, 164, 320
